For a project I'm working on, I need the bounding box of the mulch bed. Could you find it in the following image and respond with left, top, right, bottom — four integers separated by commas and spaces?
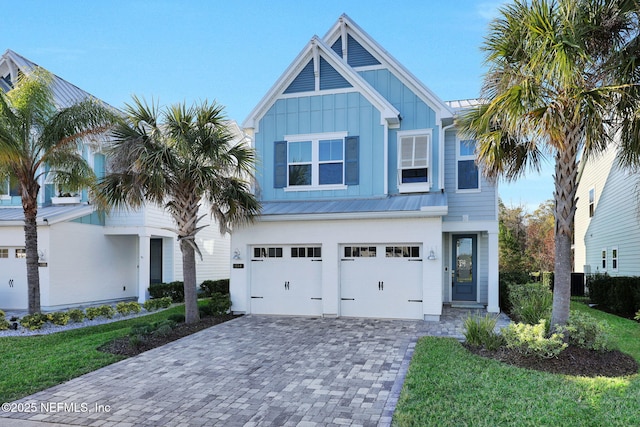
98, 314, 239, 357
465, 344, 639, 377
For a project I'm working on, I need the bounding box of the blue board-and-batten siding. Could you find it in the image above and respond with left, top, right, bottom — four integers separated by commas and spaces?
443, 130, 497, 222
256, 92, 384, 201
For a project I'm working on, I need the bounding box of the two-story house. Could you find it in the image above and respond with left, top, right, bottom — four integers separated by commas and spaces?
230, 15, 499, 321
0, 49, 232, 311
574, 145, 640, 277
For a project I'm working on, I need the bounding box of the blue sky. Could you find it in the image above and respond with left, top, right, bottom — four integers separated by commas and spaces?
5, 0, 553, 211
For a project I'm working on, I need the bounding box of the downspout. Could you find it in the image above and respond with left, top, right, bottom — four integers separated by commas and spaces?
440, 122, 455, 191
384, 121, 389, 195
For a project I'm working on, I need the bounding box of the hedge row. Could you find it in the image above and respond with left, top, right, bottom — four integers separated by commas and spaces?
587, 274, 640, 318
148, 279, 230, 302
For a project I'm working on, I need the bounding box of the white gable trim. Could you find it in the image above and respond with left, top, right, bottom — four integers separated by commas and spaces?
322, 14, 454, 123
242, 36, 401, 132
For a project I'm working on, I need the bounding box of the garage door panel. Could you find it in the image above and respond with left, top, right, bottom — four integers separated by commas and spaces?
340, 244, 423, 320
0, 247, 28, 310
250, 246, 322, 316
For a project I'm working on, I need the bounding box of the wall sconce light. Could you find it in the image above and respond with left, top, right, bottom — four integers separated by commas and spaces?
38, 250, 47, 262
233, 249, 241, 260
428, 249, 437, 260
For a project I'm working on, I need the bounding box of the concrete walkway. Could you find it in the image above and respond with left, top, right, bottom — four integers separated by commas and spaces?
0, 308, 510, 427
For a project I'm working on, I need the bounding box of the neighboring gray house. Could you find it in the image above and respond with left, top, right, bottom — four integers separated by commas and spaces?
230, 15, 499, 321
574, 145, 640, 277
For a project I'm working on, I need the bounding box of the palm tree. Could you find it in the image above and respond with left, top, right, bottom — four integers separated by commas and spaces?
457, 0, 640, 328
0, 68, 116, 314
99, 97, 260, 324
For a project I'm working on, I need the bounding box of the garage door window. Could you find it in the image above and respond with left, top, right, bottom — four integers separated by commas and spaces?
291, 247, 321, 258
0, 248, 7, 258
385, 246, 420, 258
254, 247, 283, 258
344, 246, 377, 258
15, 249, 26, 259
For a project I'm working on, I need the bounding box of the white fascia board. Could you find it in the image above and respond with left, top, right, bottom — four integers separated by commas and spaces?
258, 207, 448, 222
323, 14, 454, 122
242, 35, 401, 132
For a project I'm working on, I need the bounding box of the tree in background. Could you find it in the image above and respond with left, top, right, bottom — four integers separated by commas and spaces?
99, 97, 260, 323
0, 68, 115, 313
526, 200, 555, 272
499, 200, 528, 273
458, 0, 640, 328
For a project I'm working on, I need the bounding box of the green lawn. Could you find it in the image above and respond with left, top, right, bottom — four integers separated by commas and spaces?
0, 305, 187, 403
393, 302, 640, 427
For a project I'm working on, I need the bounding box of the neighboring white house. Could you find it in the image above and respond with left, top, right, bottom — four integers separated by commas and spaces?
230, 15, 499, 321
0, 49, 232, 311
574, 145, 640, 277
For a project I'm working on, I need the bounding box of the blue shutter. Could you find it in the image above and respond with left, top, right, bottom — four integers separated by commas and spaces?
274, 141, 287, 188
345, 136, 359, 185
284, 60, 315, 94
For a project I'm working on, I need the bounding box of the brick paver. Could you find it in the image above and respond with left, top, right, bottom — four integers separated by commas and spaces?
0, 308, 509, 427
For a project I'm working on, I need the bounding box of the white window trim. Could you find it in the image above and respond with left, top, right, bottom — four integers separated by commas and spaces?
601, 247, 607, 272
611, 246, 618, 272
283, 132, 348, 192
588, 186, 595, 218
397, 129, 432, 194
456, 137, 481, 193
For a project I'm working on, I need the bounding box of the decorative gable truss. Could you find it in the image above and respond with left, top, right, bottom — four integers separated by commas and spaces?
243, 36, 400, 132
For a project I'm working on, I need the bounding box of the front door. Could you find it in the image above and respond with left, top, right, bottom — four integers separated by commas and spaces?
452, 235, 477, 301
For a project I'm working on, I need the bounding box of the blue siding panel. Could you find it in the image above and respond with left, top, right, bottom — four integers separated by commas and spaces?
331, 37, 342, 57
347, 34, 380, 67
284, 59, 315, 94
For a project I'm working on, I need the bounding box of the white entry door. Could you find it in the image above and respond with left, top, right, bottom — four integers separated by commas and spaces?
250, 245, 322, 316
340, 244, 423, 319
0, 247, 28, 310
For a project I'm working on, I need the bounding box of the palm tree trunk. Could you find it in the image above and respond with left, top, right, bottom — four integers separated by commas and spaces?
180, 239, 200, 324
550, 126, 580, 330
23, 192, 41, 314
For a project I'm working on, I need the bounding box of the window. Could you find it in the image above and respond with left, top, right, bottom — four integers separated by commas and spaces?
0, 175, 20, 198
291, 247, 322, 258
398, 132, 430, 184
15, 248, 26, 259
253, 247, 283, 258
601, 249, 607, 270
612, 247, 618, 272
385, 246, 420, 258
457, 139, 479, 191
344, 246, 377, 258
0, 249, 8, 258
589, 188, 595, 217
275, 133, 359, 189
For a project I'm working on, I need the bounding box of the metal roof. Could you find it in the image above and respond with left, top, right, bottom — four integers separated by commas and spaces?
259, 193, 447, 217
0, 205, 94, 225
1, 49, 112, 110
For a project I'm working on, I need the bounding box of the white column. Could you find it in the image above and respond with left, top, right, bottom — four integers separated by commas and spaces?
487, 231, 500, 313
138, 234, 151, 303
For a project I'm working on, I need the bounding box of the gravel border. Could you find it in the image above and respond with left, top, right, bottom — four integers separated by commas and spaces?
0, 307, 170, 337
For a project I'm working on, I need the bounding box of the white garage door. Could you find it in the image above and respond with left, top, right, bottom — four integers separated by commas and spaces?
340, 244, 423, 319
250, 245, 323, 316
0, 247, 28, 310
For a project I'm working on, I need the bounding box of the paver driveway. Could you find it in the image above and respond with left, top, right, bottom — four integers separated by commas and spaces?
0, 315, 430, 427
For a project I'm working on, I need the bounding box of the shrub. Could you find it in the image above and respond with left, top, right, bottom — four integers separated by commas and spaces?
635, 310, 640, 321
499, 272, 529, 314
200, 279, 230, 297
148, 281, 184, 302
47, 311, 70, 326
85, 305, 116, 320
559, 311, 615, 351
463, 314, 505, 351
502, 320, 567, 359
206, 292, 232, 316
19, 313, 49, 330
0, 319, 9, 330
67, 308, 85, 322
167, 313, 185, 323
0, 309, 5, 319
143, 297, 173, 312
508, 282, 553, 325
116, 301, 142, 316
587, 274, 640, 318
